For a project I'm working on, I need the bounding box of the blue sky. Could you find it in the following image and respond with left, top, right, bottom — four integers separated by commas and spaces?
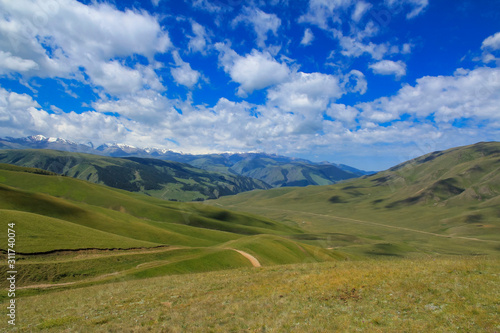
0, 0, 499, 170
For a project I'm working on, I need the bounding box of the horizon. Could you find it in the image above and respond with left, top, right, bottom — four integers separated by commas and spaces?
1, 0, 499, 170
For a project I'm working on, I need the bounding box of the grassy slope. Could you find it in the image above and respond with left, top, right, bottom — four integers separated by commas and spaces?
2, 257, 498, 332
212, 142, 500, 257
0, 149, 270, 201
0, 164, 345, 290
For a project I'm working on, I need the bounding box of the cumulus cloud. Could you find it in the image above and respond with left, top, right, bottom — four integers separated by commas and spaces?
267, 72, 344, 118
337, 35, 389, 60
232, 7, 281, 48
0, 0, 170, 95
369, 60, 407, 78
0, 51, 39, 75
482, 32, 500, 50
327, 104, 359, 124
0, 86, 130, 142
358, 67, 500, 123
216, 45, 290, 96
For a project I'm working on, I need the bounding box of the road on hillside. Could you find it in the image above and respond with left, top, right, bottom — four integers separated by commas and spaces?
228, 206, 499, 244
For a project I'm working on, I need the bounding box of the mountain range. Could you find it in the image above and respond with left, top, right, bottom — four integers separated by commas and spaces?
0, 149, 270, 201
0, 135, 372, 187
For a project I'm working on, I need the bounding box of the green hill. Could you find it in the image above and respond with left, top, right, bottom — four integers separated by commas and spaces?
0, 149, 270, 201
211, 142, 500, 257
0, 163, 344, 290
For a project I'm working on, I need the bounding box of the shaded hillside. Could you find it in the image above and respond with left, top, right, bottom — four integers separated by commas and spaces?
229, 157, 361, 187
0, 149, 270, 201
178, 154, 367, 187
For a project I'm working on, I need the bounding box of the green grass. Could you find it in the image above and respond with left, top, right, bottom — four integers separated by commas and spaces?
0, 209, 158, 253
0, 163, 344, 294
2, 257, 498, 332
219, 234, 347, 265
0, 167, 299, 237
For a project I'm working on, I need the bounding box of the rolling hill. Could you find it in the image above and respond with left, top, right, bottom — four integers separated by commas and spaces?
0, 149, 270, 201
211, 142, 500, 257
0, 163, 345, 291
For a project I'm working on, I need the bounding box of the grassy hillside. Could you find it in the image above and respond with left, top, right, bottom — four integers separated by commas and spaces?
0, 149, 270, 201
0, 163, 344, 291
212, 142, 500, 257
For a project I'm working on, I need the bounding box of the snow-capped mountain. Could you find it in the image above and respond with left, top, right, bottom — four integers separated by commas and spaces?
0, 135, 95, 153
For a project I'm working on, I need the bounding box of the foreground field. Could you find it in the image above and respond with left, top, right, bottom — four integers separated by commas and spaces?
1, 257, 498, 332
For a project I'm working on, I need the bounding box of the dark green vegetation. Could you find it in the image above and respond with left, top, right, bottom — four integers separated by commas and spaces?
0, 163, 342, 295
212, 142, 500, 257
0, 149, 270, 201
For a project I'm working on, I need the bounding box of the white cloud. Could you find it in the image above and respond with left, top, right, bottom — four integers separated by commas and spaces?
151, 0, 161, 6
369, 60, 407, 78
170, 51, 201, 89
0, 51, 39, 75
216, 45, 291, 96
86, 61, 143, 96
0, 0, 170, 95
267, 72, 344, 117
352, 1, 372, 22
327, 104, 359, 123
481, 32, 500, 50
232, 7, 281, 48
300, 28, 315, 46
93, 90, 179, 125
0, 86, 129, 142
344, 70, 367, 94
188, 21, 210, 54
358, 67, 500, 123
337, 34, 389, 60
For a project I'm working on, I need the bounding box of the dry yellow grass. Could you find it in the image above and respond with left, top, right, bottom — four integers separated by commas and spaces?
2, 256, 499, 332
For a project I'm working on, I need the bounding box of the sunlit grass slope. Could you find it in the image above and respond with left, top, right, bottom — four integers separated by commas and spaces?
1, 257, 497, 332
0, 163, 345, 290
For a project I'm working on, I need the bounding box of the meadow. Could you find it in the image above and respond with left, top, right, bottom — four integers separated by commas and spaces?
0, 257, 498, 332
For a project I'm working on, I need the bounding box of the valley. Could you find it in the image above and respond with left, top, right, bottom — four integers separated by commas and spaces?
0, 142, 499, 331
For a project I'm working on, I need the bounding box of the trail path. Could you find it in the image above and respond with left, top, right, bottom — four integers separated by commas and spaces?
232, 249, 261, 267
